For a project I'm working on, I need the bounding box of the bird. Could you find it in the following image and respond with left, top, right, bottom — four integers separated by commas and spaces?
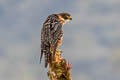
40, 13, 72, 68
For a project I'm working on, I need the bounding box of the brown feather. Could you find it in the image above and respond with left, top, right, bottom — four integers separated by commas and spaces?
40, 14, 63, 68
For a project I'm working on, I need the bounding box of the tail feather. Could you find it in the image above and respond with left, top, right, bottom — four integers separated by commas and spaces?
40, 50, 43, 63
45, 52, 48, 68
40, 42, 57, 68
44, 45, 51, 68
52, 44, 57, 61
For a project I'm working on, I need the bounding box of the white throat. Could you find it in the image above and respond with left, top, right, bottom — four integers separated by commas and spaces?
61, 19, 70, 25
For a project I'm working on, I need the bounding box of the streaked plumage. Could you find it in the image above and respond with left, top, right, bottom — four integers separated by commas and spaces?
40, 13, 72, 68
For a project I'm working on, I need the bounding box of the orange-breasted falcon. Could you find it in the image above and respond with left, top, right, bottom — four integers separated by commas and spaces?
40, 13, 72, 68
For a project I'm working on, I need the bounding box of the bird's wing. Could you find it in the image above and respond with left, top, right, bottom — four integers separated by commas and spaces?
40, 14, 62, 67
40, 23, 51, 67
50, 23, 63, 60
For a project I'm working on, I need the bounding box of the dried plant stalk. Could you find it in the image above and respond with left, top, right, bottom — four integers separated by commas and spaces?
47, 50, 72, 80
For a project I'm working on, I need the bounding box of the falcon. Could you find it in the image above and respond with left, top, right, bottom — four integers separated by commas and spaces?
40, 13, 72, 68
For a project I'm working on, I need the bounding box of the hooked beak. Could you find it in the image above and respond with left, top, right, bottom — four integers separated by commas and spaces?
70, 17, 72, 20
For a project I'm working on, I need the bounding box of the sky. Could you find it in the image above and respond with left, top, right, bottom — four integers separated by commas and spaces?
0, 0, 120, 80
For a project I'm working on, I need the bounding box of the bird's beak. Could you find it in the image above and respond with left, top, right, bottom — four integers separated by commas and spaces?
70, 18, 72, 20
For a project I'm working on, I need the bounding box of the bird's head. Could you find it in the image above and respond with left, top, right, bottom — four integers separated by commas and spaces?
58, 13, 72, 25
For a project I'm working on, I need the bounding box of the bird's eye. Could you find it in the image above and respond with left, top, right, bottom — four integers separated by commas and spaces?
67, 15, 70, 19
